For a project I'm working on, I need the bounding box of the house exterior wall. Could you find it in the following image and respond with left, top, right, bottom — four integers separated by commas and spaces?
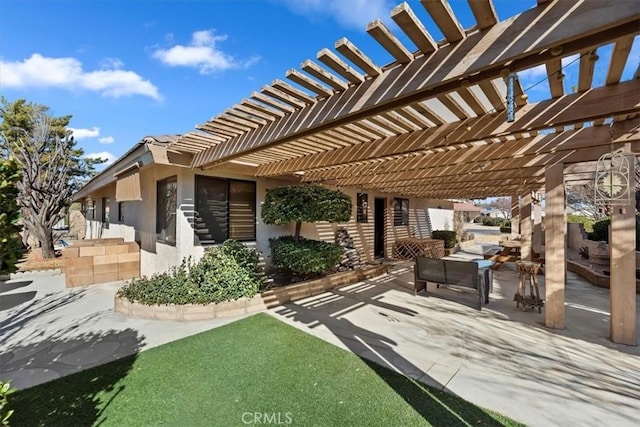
82, 163, 457, 275
300, 187, 454, 262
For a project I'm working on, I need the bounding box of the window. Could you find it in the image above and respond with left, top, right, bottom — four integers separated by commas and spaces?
393, 198, 409, 226
156, 176, 177, 245
356, 193, 368, 223
102, 197, 110, 229
86, 199, 95, 220
195, 176, 256, 243
118, 201, 125, 222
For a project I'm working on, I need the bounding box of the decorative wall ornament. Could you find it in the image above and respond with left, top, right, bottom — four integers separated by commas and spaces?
594, 149, 632, 205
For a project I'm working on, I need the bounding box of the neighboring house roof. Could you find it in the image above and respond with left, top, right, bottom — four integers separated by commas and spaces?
453, 202, 482, 212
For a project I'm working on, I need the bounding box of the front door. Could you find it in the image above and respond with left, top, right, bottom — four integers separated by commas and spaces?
374, 198, 386, 258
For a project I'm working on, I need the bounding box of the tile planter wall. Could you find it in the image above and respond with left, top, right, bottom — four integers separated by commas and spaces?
63, 238, 140, 287
114, 264, 390, 320
114, 294, 267, 321
261, 264, 389, 308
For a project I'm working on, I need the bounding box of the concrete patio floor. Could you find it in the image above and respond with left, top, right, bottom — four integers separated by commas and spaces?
1, 245, 638, 426
0, 270, 243, 390
270, 245, 640, 427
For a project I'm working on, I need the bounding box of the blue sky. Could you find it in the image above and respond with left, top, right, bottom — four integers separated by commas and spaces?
1, 0, 638, 168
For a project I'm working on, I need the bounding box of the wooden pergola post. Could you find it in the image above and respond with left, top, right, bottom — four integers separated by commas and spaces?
511, 196, 520, 237
520, 193, 532, 261
545, 162, 566, 329
610, 153, 637, 346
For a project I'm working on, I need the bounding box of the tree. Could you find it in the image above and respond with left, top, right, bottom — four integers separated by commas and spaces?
0, 159, 22, 274
261, 185, 352, 241
0, 98, 104, 258
262, 185, 352, 277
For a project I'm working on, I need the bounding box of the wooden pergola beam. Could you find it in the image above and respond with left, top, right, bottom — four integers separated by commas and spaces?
193, 3, 639, 168
366, 19, 413, 63
334, 38, 381, 77
271, 79, 316, 104
606, 35, 635, 85
391, 2, 438, 55
256, 81, 639, 176
317, 48, 365, 84
420, 0, 465, 43
468, 0, 498, 31
285, 69, 333, 97
306, 120, 640, 186
300, 60, 349, 91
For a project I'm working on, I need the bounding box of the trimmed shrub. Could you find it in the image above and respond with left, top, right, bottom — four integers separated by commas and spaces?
270, 235, 343, 276
431, 230, 457, 248
117, 240, 263, 305
567, 214, 595, 233
262, 185, 352, 238
483, 217, 508, 227
588, 215, 640, 251
473, 216, 484, 223
499, 226, 512, 233
589, 218, 610, 242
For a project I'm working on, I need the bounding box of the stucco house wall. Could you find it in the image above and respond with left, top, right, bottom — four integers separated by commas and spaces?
80, 152, 461, 276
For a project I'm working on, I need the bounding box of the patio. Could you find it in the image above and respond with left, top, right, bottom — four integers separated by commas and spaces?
270, 246, 640, 426
2, 243, 639, 425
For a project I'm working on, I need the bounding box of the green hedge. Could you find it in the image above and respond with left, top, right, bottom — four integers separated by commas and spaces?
567, 214, 595, 233
588, 216, 640, 251
431, 230, 457, 248
500, 227, 511, 233
270, 235, 343, 276
117, 240, 264, 305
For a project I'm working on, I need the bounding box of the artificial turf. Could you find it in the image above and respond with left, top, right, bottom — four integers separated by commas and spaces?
9, 313, 522, 426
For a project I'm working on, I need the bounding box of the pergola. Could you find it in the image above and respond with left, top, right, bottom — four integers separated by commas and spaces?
171, 0, 640, 344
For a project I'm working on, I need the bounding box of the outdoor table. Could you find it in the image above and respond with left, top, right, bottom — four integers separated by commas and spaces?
514, 261, 544, 313
485, 240, 521, 270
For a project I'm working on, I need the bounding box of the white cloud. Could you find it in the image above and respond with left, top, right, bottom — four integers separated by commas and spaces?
85, 151, 117, 166
152, 30, 259, 74
98, 136, 115, 144
276, 0, 394, 29
0, 53, 161, 100
69, 127, 100, 139
99, 57, 124, 69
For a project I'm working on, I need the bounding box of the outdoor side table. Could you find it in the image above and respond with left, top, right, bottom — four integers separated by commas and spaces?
514, 261, 544, 313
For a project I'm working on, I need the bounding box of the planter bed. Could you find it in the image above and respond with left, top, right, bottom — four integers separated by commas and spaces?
567, 260, 640, 293
261, 264, 389, 308
115, 264, 389, 320
114, 294, 266, 321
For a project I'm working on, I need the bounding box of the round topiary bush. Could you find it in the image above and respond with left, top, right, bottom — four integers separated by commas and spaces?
270, 235, 343, 276
117, 240, 264, 305
431, 230, 457, 248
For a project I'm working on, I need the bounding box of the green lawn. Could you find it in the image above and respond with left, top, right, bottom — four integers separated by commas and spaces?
9, 313, 522, 426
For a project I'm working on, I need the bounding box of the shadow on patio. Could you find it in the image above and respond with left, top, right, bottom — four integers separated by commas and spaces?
272, 274, 513, 426
269, 256, 640, 426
